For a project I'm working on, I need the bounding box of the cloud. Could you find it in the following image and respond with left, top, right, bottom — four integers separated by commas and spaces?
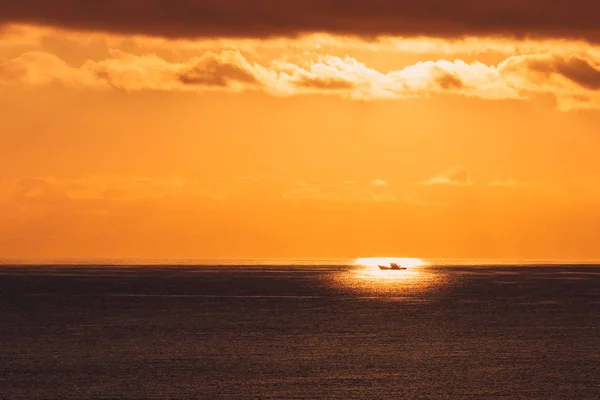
499, 54, 600, 89
371, 179, 388, 186
498, 54, 600, 110
87, 50, 264, 91
0, 51, 98, 87
11, 175, 193, 205
282, 180, 397, 202
0, 175, 297, 210
292, 76, 356, 91
487, 179, 525, 187
553, 57, 600, 90
402, 193, 448, 207
487, 179, 519, 187
176, 51, 260, 87
4, 49, 600, 109
2, 1, 600, 43
0, 24, 50, 47
5, 24, 600, 60
0, 51, 517, 98
434, 70, 465, 90
425, 166, 472, 186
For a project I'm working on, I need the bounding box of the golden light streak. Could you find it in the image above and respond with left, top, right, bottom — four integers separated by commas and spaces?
354, 257, 427, 268
325, 257, 445, 297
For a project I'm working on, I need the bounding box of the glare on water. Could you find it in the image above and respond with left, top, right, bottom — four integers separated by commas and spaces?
330, 257, 445, 297
353, 257, 427, 269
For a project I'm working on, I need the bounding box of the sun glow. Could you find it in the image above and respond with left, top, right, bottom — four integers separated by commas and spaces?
353, 257, 427, 269
329, 257, 442, 297
349, 257, 430, 287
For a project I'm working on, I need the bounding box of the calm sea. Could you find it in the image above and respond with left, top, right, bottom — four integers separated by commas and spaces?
1, 260, 599, 399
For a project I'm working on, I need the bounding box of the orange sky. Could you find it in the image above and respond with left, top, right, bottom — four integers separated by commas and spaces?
1, 15, 600, 260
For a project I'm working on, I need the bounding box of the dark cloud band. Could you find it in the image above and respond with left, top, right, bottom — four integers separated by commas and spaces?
2, 0, 600, 42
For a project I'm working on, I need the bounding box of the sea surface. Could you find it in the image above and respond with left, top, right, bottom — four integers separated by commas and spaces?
1, 260, 599, 399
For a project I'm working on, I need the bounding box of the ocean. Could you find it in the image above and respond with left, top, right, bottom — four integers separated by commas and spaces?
1, 260, 599, 399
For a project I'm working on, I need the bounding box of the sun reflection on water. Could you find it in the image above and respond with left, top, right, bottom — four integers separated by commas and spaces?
331, 257, 446, 298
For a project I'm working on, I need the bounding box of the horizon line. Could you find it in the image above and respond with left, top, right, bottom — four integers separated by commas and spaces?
1, 257, 600, 266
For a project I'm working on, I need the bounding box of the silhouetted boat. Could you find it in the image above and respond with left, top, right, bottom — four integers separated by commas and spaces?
378, 263, 407, 270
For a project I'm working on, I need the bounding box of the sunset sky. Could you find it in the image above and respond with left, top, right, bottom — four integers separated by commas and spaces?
1, 1, 600, 260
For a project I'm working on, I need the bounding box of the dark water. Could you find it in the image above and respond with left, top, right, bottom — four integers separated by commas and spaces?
1, 263, 599, 399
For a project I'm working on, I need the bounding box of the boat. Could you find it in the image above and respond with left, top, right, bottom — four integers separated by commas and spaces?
378, 262, 407, 271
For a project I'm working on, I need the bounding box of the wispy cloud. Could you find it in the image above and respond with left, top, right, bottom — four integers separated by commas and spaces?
11, 175, 192, 205
487, 179, 520, 187
371, 179, 388, 186
425, 166, 472, 186
282, 180, 397, 203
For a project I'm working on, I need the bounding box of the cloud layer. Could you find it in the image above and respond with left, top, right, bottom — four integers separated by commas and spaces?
2, 1, 600, 42
3, 49, 600, 109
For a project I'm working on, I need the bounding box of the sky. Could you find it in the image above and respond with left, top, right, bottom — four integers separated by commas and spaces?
1, 1, 600, 260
